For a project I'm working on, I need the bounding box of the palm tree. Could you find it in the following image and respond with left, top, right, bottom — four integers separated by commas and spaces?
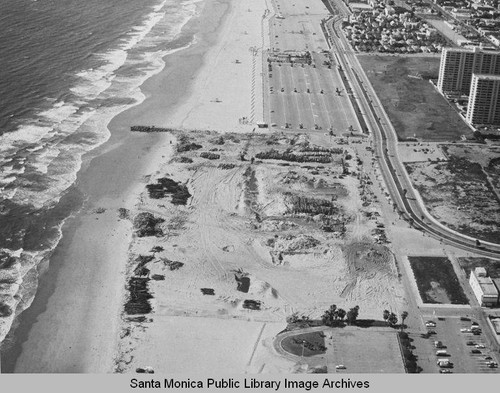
322, 304, 337, 326
383, 309, 390, 325
388, 312, 398, 327
346, 305, 360, 325
401, 311, 409, 330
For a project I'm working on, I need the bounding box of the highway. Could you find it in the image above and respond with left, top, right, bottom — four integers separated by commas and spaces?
322, 0, 500, 362
324, 1, 500, 259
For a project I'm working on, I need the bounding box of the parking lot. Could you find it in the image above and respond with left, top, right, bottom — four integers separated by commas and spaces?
325, 328, 405, 373
413, 316, 500, 373
266, 53, 357, 134
263, 2, 360, 134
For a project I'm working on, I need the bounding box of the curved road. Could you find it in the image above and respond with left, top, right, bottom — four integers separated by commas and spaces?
325, 2, 500, 259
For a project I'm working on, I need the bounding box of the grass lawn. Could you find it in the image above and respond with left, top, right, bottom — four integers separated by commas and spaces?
281, 331, 327, 357
358, 55, 473, 142
408, 256, 469, 305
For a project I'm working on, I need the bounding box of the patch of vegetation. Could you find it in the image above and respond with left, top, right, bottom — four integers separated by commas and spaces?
398, 332, 422, 373
408, 256, 469, 305
322, 304, 347, 327
406, 154, 500, 243
281, 332, 327, 357
242, 299, 261, 310
200, 152, 220, 160
177, 135, 202, 152
457, 257, 500, 279
133, 213, 165, 237
134, 255, 155, 276
287, 195, 339, 216
160, 258, 184, 271
210, 136, 225, 145
255, 149, 332, 163
218, 163, 236, 170
172, 156, 193, 164
124, 277, 152, 315
358, 55, 472, 141
150, 246, 164, 253
146, 177, 191, 205
118, 208, 130, 220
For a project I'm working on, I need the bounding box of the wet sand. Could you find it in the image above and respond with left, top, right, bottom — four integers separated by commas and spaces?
2, 0, 230, 373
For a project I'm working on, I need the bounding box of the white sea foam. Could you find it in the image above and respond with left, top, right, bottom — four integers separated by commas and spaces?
0, 0, 202, 343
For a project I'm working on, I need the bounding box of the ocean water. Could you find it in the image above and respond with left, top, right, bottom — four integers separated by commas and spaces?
0, 0, 201, 344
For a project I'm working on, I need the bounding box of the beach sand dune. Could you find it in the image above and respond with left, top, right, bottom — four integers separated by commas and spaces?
115, 127, 406, 373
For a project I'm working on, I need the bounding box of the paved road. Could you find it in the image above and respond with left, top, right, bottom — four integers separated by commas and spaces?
324, 2, 500, 259
322, 0, 500, 371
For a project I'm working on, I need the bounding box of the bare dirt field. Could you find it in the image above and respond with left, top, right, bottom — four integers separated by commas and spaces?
405, 144, 500, 243
113, 129, 406, 373
357, 55, 473, 142
408, 256, 469, 305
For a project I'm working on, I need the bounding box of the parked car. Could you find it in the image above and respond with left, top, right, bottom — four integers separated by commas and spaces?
466, 341, 475, 346
439, 369, 453, 373
335, 365, 346, 370
437, 359, 452, 368
486, 361, 498, 368
475, 344, 485, 349
425, 321, 436, 327
460, 328, 471, 333
471, 349, 482, 354
485, 356, 493, 360
434, 341, 444, 348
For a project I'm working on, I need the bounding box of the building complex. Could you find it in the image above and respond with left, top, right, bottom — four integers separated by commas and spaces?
466, 74, 500, 125
438, 47, 500, 125
438, 47, 500, 95
469, 267, 500, 307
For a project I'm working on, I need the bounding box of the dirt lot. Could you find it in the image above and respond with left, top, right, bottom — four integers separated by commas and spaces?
408, 256, 469, 305
115, 129, 407, 372
405, 144, 500, 243
358, 55, 473, 142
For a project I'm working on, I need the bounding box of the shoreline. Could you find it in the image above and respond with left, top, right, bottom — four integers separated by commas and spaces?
1, 0, 231, 373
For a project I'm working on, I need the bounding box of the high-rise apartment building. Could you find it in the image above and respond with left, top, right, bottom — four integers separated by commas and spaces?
466, 73, 500, 125
437, 47, 500, 95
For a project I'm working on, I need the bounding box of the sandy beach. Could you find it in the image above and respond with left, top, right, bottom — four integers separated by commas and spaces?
2, 0, 235, 372
3, 0, 409, 374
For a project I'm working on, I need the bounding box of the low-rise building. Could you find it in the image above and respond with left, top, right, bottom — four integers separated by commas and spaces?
469, 267, 499, 307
